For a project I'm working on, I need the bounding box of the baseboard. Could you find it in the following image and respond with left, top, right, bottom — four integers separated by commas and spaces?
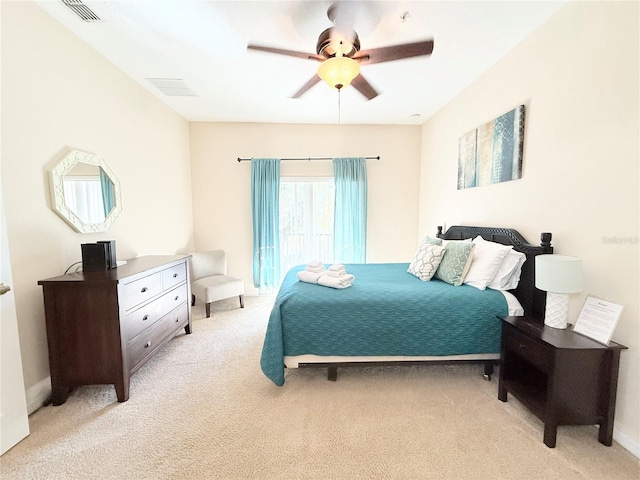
25, 377, 51, 415
614, 428, 640, 459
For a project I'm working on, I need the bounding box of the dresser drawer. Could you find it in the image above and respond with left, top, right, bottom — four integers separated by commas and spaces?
125, 284, 189, 340
162, 262, 187, 290
162, 284, 188, 314
121, 272, 162, 311
127, 303, 189, 371
505, 327, 551, 372
124, 297, 164, 340
168, 302, 189, 330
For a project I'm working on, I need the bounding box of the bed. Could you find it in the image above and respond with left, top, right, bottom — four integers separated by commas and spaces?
260, 225, 553, 386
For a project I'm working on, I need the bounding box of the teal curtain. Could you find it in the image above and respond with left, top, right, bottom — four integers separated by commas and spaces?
251, 158, 281, 289
99, 168, 114, 218
332, 157, 367, 263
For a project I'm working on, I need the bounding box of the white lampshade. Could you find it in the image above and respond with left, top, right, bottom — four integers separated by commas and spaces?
535, 254, 583, 293
317, 56, 360, 90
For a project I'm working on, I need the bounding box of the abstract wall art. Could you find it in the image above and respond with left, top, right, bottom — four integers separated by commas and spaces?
457, 105, 525, 189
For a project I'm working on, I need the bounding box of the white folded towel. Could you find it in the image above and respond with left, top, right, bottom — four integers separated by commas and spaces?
297, 270, 323, 284
306, 265, 325, 273
326, 269, 348, 278
317, 273, 355, 289
328, 264, 346, 273
307, 260, 323, 269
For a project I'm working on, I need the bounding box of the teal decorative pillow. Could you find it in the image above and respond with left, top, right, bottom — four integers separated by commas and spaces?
407, 243, 446, 281
435, 241, 475, 286
422, 235, 443, 246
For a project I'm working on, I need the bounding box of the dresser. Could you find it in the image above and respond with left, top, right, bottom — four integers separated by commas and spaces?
39, 255, 191, 405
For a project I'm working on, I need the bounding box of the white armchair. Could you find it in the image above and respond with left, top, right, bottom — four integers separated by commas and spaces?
189, 250, 244, 318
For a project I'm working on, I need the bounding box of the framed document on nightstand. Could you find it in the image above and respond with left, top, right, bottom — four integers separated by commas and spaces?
573, 296, 623, 345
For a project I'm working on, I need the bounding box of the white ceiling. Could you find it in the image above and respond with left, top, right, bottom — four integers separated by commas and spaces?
35, 1, 565, 125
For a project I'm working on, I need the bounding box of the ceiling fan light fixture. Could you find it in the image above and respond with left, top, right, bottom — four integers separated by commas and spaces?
317, 56, 360, 90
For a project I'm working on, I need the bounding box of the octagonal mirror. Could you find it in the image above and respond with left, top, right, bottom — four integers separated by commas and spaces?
49, 150, 122, 233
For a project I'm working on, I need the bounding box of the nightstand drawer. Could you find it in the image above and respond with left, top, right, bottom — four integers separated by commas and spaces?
505, 327, 550, 372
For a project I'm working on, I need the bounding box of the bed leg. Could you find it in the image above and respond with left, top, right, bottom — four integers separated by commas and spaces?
327, 366, 338, 381
483, 362, 494, 381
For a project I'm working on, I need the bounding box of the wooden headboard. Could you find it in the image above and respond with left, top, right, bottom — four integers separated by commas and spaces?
436, 225, 553, 318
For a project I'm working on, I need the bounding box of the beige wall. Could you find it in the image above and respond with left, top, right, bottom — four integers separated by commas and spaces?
419, 2, 639, 453
189, 123, 421, 293
1, 2, 194, 411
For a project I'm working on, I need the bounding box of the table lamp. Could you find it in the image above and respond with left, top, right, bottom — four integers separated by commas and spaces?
535, 254, 583, 329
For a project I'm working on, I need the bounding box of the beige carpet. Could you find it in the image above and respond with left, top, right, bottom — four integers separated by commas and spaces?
2, 296, 638, 480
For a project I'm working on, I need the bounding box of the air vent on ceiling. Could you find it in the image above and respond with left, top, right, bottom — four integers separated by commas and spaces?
146, 78, 197, 97
62, 0, 101, 22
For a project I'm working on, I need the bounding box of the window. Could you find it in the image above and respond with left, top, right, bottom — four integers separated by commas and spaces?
279, 177, 334, 279
62, 176, 106, 224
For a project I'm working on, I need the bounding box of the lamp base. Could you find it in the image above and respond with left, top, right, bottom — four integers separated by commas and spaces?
544, 292, 569, 329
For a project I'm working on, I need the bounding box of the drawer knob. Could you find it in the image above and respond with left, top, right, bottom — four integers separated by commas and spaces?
175, 317, 180, 323
143, 315, 150, 321
141, 287, 148, 293
173, 273, 178, 278
145, 341, 152, 348
174, 295, 179, 301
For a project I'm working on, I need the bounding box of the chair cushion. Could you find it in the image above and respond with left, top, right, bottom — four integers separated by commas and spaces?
192, 275, 244, 303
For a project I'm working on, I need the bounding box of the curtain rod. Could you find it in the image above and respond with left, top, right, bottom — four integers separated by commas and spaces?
237, 156, 380, 163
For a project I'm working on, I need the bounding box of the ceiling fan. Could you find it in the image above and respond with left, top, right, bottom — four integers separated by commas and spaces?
247, 3, 434, 100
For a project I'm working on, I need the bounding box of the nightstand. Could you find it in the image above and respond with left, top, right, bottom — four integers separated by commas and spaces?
498, 315, 627, 448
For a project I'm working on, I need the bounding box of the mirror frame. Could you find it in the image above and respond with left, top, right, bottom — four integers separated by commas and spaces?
49, 149, 122, 233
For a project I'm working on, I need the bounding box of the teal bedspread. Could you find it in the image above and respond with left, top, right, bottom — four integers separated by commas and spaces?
260, 263, 508, 386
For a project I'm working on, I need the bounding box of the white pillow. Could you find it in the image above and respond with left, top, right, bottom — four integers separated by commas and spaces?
407, 242, 447, 281
463, 236, 512, 290
488, 249, 526, 290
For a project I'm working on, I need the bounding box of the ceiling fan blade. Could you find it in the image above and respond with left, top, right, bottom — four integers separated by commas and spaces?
292, 75, 322, 98
351, 74, 378, 100
248, 44, 324, 62
353, 39, 434, 66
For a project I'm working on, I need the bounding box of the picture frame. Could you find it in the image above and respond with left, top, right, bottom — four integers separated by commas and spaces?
457, 105, 525, 189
